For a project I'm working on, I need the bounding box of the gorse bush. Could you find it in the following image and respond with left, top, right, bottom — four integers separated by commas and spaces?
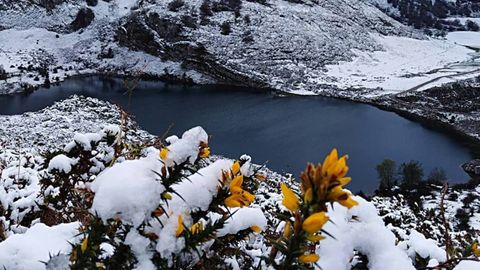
267, 149, 358, 269
15, 125, 359, 269
1, 124, 479, 269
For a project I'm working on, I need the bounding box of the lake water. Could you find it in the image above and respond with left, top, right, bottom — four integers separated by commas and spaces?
0, 76, 476, 192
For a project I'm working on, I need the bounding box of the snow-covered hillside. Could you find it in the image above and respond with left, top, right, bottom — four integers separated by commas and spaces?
0, 0, 479, 96
0, 96, 479, 269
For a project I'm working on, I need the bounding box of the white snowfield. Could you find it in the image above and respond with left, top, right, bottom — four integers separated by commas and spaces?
0, 119, 478, 269
447, 31, 480, 49
316, 34, 480, 95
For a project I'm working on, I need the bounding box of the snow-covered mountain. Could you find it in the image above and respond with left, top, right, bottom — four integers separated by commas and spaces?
1, 0, 479, 96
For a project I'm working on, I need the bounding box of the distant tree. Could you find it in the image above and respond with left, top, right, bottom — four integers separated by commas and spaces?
244, 14, 251, 24
221, 21, 232, 35
432, 0, 449, 18
168, 0, 185, 12
200, 0, 213, 17
466, 19, 480, 31
399, 160, 424, 189
181, 15, 198, 29
0, 65, 6, 80
376, 159, 397, 193
427, 167, 447, 185
242, 31, 254, 43
234, 9, 241, 19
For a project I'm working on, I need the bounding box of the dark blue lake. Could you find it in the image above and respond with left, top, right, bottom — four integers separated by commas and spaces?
0, 76, 476, 192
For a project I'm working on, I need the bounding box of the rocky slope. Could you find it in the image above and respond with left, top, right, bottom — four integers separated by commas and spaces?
0, 0, 418, 93
372, 80, 480, 143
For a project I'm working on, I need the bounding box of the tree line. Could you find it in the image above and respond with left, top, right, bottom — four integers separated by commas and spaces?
375, 159, 448, 195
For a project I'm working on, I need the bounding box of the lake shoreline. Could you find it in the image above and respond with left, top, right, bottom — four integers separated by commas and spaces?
2, 72, 480, 155
0, 75, 475, 190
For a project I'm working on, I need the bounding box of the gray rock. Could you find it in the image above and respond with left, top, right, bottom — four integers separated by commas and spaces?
462, 159, 480, 177
70, 7, 94, 31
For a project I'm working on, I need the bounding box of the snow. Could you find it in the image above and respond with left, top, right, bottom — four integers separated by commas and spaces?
317, 197, 415, 270
154, 159, 235, 258
316, 34, 478, 95
0, 1, 210, 94
167, 159, 232, 213
217, 207, 267, 236
0, 95, 153, 152
47, 154, 77, 174
0, 222, 80, 270
445, 17, 480, 28
90, 153, 165, 227
161, 126, 209, 167
470, 213, 480, 230
447, 31, 480, 49
403, 230, 447, 263
71, 132, 103, 151
453, 260, 480, 270
0, 0, 478, 98
125, 230, 156, 270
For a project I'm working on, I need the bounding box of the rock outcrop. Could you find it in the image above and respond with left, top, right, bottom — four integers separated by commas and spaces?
463, 159, 480, 178
70, 7, 94, 31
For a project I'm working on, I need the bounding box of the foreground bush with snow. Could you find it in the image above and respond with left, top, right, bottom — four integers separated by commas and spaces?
0, 125, 479, 270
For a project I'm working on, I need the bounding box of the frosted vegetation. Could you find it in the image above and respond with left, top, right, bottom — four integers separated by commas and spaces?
0, 97, 479, 269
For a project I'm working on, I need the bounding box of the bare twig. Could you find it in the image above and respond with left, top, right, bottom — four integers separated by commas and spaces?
417, 257, 480, 270
440, 183, 453, 261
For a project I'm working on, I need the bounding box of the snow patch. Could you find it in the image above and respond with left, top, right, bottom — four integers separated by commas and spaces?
47, 154, 78, 174
90, 153, 164, 227
0, 222, 80, 270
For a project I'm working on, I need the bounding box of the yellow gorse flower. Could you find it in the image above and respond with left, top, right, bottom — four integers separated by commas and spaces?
250, 225, 262, 233
224, 190, 255, 208
283, 221, 292, 238
276, 149, 357, 268
298, 253, 320, 263
472, 242, 480, 257
299, 148, 357, 209
231, 161, 241, 175
159, 147, 169, 161
175, 215, 184, 237
302, 212, 329, 234
307, 234, 326, 242
304, 188, 313, 204
199, 147, 211, 158
328, 186, 358, 209
190, 222, 203, 235
223, 163, 255, 208
161, 192, 172, 200
281, 183, 300, 212
81, 236, 88, 253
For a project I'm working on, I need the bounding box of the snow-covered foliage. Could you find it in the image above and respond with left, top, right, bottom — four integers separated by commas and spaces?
0, 222, 80, 270
0, 96, 479, 269
0, 95, 153, 152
